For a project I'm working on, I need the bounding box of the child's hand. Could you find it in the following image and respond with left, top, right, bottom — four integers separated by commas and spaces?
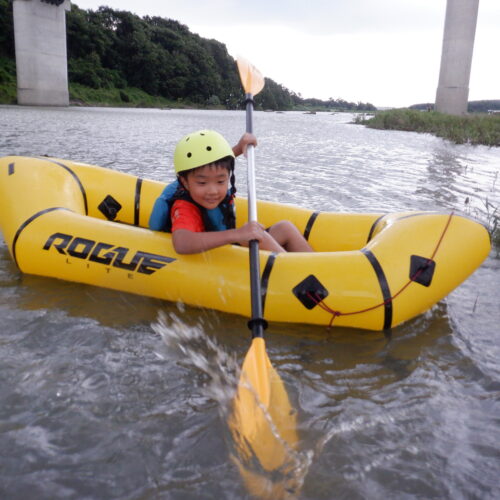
233, 221, 267, 245
233, 133, 257, 157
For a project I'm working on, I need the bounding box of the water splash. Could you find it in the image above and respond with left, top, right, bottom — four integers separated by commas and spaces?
152, 311, 312, 499
152, 310, 239, 409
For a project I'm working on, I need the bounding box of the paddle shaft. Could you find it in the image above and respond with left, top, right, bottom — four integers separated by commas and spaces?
245, 92, 264, 339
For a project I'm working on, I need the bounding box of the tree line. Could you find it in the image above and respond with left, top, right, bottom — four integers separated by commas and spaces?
0, 1, 376, 111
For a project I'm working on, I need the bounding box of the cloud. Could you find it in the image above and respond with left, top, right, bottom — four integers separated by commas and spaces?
75, 0, 446, 34
75, 0, 500, 35
73, 0, 500, 106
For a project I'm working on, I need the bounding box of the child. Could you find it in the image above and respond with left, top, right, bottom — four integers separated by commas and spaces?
149, 129, 313, 255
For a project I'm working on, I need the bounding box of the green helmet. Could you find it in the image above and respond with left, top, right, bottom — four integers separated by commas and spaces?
173, 130, 235, 174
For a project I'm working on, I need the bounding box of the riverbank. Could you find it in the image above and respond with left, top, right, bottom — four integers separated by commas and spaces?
0, 78, 219, 110
0, 77, 368, 113
0, 68, 223, 110
355, 108, 500, 147
68, 83, 197, 109
0, 86, 365, 113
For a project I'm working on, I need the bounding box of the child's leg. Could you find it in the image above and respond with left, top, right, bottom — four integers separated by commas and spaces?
259, 232, 286, 253
239, 230, 285, 252
267, 221, 314, 252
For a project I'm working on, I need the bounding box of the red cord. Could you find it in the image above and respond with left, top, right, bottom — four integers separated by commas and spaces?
307, 212, 454, 328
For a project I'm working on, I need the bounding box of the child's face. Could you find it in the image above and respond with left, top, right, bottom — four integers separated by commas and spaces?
180, 164, 229, 209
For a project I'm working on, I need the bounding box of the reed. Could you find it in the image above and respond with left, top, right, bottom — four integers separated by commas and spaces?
464, 178, 499, 252
355, 109, 500, 147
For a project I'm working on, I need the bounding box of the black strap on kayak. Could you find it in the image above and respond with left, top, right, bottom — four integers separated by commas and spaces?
12, 207, 70, 268
42, 158, 89, 216
303, 211, 320, 241
260, 252, 277, 315
134, 178, 143, 226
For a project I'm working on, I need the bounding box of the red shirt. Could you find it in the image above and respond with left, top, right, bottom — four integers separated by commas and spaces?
171, 200, 205, 232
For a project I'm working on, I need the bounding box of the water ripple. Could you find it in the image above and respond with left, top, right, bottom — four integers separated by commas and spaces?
1, 106, 499, 499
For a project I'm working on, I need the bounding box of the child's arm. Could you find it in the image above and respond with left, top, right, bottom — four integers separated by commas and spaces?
172, 221, 284, 254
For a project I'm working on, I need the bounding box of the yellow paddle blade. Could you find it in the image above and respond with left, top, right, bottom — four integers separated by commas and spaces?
237, 57, 265, 96
229, 337, 298, 493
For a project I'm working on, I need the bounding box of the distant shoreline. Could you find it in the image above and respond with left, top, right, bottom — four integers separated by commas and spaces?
354, 109, 500, 148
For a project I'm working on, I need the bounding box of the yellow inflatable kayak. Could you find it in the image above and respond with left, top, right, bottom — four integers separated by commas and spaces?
0, 155, 491, 331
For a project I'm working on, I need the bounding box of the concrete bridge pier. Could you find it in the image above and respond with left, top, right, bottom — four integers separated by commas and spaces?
13, 0, 71, 106
435, 0, 479, 115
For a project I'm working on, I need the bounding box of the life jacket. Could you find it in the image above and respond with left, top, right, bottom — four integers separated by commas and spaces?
148, 180, 235, 233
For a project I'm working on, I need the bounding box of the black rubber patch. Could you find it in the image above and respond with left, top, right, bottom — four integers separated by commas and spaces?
410, 255, 436, 287
8, 162, 14, 175
98, 195, 122, 221
292, 274, 329, 310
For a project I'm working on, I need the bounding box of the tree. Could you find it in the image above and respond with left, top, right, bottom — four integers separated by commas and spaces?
0, 0, 14, 59
0, 2, 377, 111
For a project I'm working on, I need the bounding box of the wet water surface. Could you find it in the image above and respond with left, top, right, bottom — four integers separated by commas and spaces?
0, 106, 499, 499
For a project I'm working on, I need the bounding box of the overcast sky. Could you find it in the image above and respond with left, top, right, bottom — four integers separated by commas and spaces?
72, 1, 499, 108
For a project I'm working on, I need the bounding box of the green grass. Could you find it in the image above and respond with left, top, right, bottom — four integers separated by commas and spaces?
355, 108, 500, 147
68, 83, 181, 108
0, 64, 209, 110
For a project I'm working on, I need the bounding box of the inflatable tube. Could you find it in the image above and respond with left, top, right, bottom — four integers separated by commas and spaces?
0, 156, 491, 331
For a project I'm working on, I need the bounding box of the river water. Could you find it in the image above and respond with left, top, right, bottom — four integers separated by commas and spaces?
0, 105, 499, 499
